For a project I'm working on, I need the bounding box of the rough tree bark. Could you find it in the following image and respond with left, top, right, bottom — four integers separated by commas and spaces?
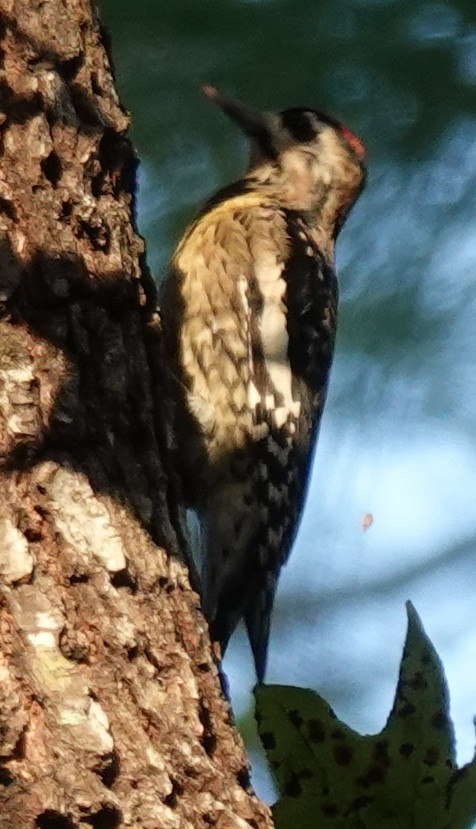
0, 2, 273, 827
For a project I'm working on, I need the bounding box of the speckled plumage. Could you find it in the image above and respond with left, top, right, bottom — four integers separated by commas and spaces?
160, 89, 366, 681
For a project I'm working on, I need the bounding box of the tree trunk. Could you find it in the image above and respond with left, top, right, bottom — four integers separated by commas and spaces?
0, 2, 273, 827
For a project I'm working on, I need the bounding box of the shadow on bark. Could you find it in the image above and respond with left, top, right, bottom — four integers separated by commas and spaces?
0, 240, 184, 563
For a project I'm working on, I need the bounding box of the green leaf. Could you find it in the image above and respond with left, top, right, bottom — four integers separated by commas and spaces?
255, 602, 476, 829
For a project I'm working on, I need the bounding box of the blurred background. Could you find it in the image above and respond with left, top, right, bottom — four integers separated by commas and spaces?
99, 0, 476, 799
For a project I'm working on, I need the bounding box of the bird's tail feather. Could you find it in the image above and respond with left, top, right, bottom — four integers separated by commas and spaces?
245, 578, 277, 684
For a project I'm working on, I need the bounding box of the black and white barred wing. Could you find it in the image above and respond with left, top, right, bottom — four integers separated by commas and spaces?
239, 213, 338, 677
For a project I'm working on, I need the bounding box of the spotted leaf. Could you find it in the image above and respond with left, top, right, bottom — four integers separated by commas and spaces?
255, 602, 476, 829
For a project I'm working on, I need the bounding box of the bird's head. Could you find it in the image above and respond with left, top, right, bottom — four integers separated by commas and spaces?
202, 85, 366, 233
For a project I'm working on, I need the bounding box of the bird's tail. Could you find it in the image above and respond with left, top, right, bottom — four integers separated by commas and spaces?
206, 562, 277, 684
244, 575, 277, 684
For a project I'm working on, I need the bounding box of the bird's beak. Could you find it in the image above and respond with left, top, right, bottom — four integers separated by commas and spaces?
201, 85, 275, 145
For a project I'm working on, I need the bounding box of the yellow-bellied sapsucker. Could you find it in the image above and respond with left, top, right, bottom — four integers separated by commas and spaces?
160, 86, 366, 682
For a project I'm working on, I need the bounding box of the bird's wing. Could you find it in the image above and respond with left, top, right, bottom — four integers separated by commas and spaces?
161, 199, 338, 681
242, 213, 338, 678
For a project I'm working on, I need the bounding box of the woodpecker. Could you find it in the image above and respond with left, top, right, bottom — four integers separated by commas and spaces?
160, 86, 366, 682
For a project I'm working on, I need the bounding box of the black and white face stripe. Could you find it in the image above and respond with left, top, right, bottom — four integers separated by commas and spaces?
279, 107, 366, 160
251, 109, 322, 160
279, 109, 321, 143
